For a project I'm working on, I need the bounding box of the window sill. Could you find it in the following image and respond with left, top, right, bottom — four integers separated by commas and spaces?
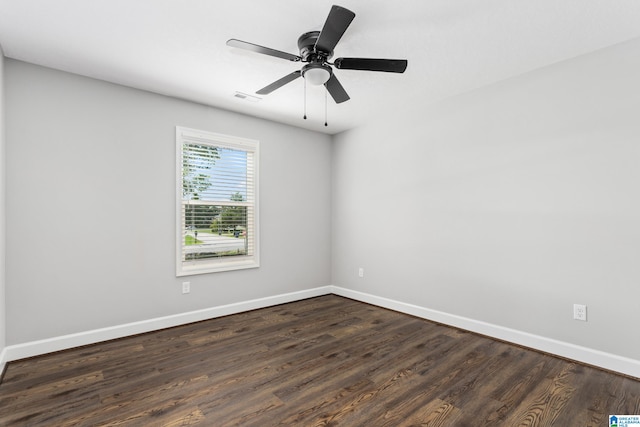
177, 256, 260, 276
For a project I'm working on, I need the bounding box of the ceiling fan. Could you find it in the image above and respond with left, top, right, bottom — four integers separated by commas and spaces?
226, 5, 408, 105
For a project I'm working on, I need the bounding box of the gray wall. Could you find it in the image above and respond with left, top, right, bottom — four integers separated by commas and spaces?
5, 60, 332, 345
332, 37, 640, 360
0, 48, 6, 358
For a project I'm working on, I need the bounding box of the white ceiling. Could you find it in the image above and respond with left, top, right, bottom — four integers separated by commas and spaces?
1, 1, 640, 135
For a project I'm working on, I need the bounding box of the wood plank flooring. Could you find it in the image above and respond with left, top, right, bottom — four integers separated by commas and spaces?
1, 295, 639, 426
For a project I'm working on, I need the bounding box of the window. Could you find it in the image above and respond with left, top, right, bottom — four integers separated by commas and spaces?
176, 127, 259, 276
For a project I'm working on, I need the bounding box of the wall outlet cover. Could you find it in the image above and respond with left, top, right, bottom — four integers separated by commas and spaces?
573, 304, 587, 321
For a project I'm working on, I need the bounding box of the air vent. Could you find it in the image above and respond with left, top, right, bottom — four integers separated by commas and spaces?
234, 91, 262, 102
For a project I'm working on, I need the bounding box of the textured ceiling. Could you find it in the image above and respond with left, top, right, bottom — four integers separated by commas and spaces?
1, 0, 640, 134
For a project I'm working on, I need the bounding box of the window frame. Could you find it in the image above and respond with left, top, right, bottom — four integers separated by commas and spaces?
176, 126, 259, 276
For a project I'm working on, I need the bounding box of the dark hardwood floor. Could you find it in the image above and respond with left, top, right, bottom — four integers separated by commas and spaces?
1, 295, 639, 426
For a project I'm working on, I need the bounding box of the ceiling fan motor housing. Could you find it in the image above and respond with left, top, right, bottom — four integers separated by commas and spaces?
297, 31, 333, 62
298, 31, 333, 85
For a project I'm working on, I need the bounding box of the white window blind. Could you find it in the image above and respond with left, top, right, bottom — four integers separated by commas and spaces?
176, 127, 259, 276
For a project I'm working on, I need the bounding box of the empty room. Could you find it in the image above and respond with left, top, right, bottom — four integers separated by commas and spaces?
1, 1, 640, 425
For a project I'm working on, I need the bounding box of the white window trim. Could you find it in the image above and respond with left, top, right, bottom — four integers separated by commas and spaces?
176, 126, 259, 276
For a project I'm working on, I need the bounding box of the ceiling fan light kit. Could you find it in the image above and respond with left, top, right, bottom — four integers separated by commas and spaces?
227, 4, 408, 123
302, 63, 332, 85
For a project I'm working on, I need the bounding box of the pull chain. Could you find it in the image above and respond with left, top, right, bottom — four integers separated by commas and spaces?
324, 88, 328, 127
302, 80, 328, 126
303, 79, 307, 120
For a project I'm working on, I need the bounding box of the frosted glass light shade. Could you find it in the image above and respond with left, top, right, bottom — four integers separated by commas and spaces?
304, 67, 331, 85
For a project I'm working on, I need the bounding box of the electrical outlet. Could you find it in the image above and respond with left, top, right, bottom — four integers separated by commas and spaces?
573, 304, 587, 321
182, 282, 190, 294
358, 267, 364, 278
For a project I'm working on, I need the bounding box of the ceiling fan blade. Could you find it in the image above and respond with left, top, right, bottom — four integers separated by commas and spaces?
324, 74, 350, 104
256, 70, 302, 95
334, 58, 408, 73
315, 5, 355, 53
227, 39, 301, 62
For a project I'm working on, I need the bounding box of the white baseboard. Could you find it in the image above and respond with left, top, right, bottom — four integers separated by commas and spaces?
3, 286, 332, 363
329, 286, 640, 379
3, 285, 639, 379
0, 347, 7, 378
